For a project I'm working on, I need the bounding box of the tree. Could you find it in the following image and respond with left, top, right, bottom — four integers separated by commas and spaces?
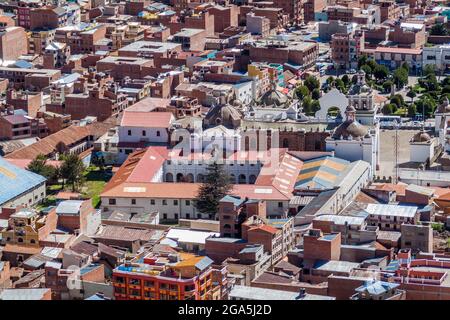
442, 85, 450, 95
401, 62, 409, 73
334, 78, 346, 92
406, 89, 416, 103
304, 75, 320, 92
342, 74, 350, 86
358, 55, 368, 68
194, 162, 232, 218
407, 103, 417, 117
302, 96, 315, 114
374, 65, 389, 81
393, 67, 408, 88
311, 100, 321, 114
59, 153, 85, 191
27, 154, 59, 184
430, 23, 448, 36
326, 76, 335, 85
312, 88, 320, 100
361, 65, 372, 77
423, 64, 436, 78
295, 85, 309, 99
390, 94, 404, 108
91, 152, 106, 171
382, 80, 393, 93
366, 59, 378, 73
382, 103, 397, 115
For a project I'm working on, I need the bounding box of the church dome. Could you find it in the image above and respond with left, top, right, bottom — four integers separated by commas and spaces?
412, 130, 431, 143
259, 89, 289, 107
332, 120, 368, 139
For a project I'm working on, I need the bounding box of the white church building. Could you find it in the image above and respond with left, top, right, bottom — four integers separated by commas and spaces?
326, 105, 379, 175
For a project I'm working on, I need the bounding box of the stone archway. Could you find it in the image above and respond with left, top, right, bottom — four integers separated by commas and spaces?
165, 173, 174, 182
315, 88, 349, 121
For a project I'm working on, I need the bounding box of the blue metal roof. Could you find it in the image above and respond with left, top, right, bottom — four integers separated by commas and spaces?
14, 60, 33, 69
355, 280, 399, 295
0, 157, 46, 206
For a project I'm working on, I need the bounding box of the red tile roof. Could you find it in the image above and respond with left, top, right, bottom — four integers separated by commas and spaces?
375, 46, 422, 55
120, 111, 173, 128
5, 122, 112, 160
249, 224, 278, 234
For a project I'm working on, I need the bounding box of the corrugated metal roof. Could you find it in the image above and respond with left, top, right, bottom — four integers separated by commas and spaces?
0, 156, 46, 206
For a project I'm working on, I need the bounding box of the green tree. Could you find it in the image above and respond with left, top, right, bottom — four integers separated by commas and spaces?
423, 64, 436, 78
366, 59, 378, 73
407, 103, 417, 117
442, 85, 450, 94
358, 55, 368, 68
295, 85, 309, 99
390, 94, 405, 108
382, 80, 393, 93
430, 23, 448, 36
91, 152, 106, 171
304, 75, 320, 92
311, 100, 321, 114
406, 88, 416, 103
312, 88, 320, 100
194, 163, 232, 218
59, 153, 85, 191
27, 154, 59, 184
302, 96, 313, 114
342, 74, 350, 86
401, 62, 410, 73
374, 65, 389, 81
393, 67, 408, 88
361, 65, 372, 77
382, 103, 397, 115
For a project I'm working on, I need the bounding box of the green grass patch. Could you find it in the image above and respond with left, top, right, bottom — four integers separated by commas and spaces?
81, 167, 111, 208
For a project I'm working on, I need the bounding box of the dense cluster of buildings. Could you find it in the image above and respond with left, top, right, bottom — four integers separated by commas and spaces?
0, 0, 449, 301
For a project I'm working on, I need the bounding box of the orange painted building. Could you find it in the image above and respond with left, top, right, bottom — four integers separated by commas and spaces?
112, 252, 223, 300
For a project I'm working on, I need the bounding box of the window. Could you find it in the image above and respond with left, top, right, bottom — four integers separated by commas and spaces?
131, 199, 136, 205
174, 200, 178, 205
156, 131, 161, 137
142, 130, 146, 136
163, 200, 167, 205
163, 213, 167, 220
150, 199, 155, 205
109, 199, 116, 205
186, 213, 190, 219
185, 200, 190, 206
174, 213, 178, 220
144, 280, 154, 287
278, 202, 283, 208
128, 130, 131, 136
197, 214, 201, 219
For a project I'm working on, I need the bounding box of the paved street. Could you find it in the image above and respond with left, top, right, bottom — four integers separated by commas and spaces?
377, 129, 420, 178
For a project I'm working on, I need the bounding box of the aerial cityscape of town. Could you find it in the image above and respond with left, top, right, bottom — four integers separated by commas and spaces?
0, 0, 449, 303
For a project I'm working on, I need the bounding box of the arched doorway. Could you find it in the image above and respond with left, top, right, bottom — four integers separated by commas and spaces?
197, 174, 204, 183
249, 175, 257, 184
186, 173, 194, 183
327, 106, 343, 121
165, 173, 174, 182
238, 174, 246, 184
176, 173, 184, 182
